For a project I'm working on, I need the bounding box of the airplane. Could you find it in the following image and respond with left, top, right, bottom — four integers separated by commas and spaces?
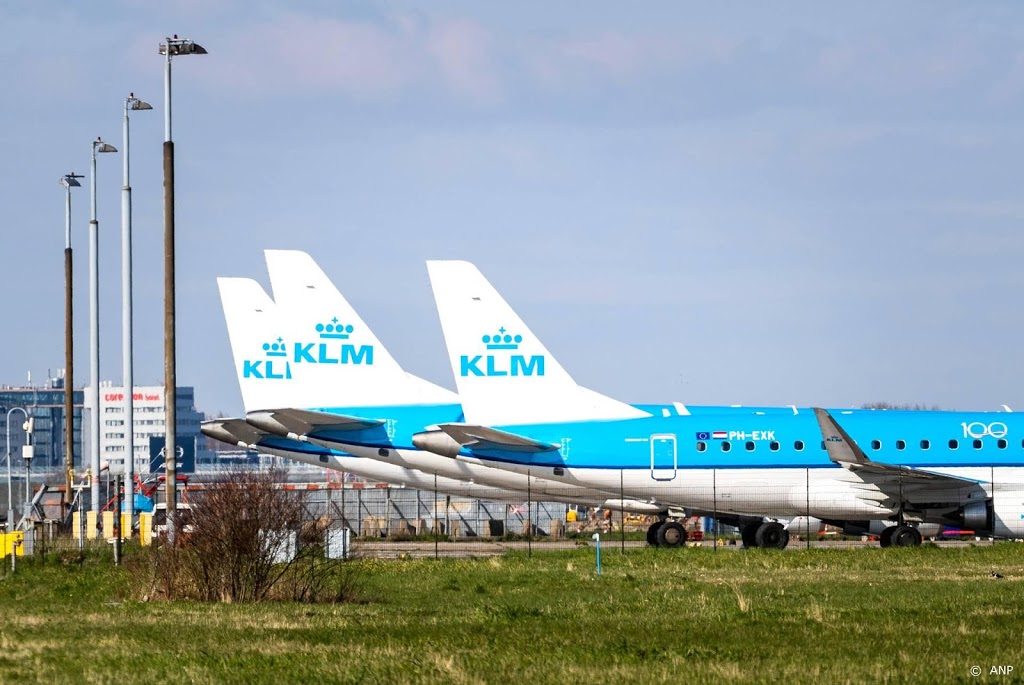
411, 260, 1024, 549
215, 250, 983, 547
209, 250, 663, 514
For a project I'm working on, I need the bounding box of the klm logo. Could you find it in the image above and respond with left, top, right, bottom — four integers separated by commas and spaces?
242, 338, 293, 380
460, 327, 545, 378
243, 318, 374, 380
293, 319, 374, 366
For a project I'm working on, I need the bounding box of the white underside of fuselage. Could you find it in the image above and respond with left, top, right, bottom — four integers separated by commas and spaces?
449, 456, 1024, 524
311, 441, 659, 510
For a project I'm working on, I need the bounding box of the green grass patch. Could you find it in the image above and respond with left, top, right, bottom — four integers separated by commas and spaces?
0, 544, 1021, 683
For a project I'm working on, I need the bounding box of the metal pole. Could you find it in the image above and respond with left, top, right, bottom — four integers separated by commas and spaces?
163, 48, 178, 544
527, 469, 532, 558
64, 180, 76, 504
620, 468, 625, 553
6, 408, 27, 530
712, 468, 717, 551
89, 143, 101, 526
121, 98, 135, 524
24, 452, 30, 512
113, 474, 122, 566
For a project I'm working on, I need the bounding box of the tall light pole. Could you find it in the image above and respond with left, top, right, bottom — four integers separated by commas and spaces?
89, 137, 117, 523
4, 407, 28, 530
60, 173, 83, 505
22, 417, 33, 529
122, 94, 151, 525
158, 35, 206, 544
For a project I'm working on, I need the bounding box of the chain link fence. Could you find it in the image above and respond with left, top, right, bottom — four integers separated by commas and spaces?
2, 467, 1020, 567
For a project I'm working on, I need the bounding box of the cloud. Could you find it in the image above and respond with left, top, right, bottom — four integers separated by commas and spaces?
427, 19, 503, 103
184, 12, 506, 104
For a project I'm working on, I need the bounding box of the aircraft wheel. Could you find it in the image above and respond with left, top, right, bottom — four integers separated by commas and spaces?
646, 521, 664, 547
879, 526, 897, 548
755, 521, 789, 550
656, 521, 688, 548
889, 525, 922, 547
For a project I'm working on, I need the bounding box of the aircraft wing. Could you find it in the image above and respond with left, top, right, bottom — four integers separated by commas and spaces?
812, 408, 981, 487
246, 408, 383, 438
438, 423, 559, 454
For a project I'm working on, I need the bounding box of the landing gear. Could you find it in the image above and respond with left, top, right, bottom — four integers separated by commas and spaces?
754, 521, 789, 549
646, 521, 663, 546
740, 521, 789, 549
646, 520, 688, 547
741, 522, 761, 548
881, 525, 922, 548
657, 521, 688, 547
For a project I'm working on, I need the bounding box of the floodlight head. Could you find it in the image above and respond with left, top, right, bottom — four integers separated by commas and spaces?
127, 93, 153, 110
60, 173, 83, 189
93, 137, 117, 154
159, 35, 207, 57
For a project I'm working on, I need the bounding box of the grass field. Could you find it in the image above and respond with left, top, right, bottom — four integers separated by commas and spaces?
1, 544, 1022, 684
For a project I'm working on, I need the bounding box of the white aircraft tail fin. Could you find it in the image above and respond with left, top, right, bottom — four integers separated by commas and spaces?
219, 251, 457, 413
427, 260, 648, 426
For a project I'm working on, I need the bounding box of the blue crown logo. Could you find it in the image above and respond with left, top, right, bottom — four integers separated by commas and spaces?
482, 327, 523, 350
262, 337, 287, 358
316, 317, 354, 340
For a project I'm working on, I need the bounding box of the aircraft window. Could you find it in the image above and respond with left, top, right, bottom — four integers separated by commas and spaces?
697, 441, 707, 452
973, 439, 983, 450
998, 439, 1008, 449
920, 440, 930, 450
871, 440, 881, 450
794, 440, 804, 451
896, 440, 906, 450
770, 441, 780, 451
820, 441, 826, 450
948, 439, 958, 450
745, 441, 755, 451
721, 441, 731, 452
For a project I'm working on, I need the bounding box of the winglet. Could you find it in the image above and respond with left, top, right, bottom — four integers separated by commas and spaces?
812, 407, 869, 466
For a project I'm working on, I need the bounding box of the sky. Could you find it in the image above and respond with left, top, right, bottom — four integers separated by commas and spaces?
2, 2, 1024, 417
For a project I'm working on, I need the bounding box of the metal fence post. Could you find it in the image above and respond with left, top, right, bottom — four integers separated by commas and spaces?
620, 469, 625, 553
806, 467, 810, 550
712, 468, 717, 552
527, 469, 532, 558
434, 473, 439, 560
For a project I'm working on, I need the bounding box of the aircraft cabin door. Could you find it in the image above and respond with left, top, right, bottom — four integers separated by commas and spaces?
650, 434, 677, 481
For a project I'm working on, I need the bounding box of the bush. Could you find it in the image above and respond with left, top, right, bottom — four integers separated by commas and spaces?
136, 470, 361, 603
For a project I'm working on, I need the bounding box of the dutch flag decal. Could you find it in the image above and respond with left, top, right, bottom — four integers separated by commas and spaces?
712, 431, 728, 439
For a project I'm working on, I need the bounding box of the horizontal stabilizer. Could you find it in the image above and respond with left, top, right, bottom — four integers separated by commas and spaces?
201, 418, 266, 449
247, 408, 382, 439
438, 423, 558, 453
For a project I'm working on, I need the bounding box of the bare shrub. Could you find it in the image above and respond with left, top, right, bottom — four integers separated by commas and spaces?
134, 469, 361, 604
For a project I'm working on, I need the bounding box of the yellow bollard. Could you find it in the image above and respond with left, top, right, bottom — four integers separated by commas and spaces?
102, 511, 115, 539
72, 512, 81, 542
121, 513, 131, 540
139, 513, 152, 546
86, 511, 98, 540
